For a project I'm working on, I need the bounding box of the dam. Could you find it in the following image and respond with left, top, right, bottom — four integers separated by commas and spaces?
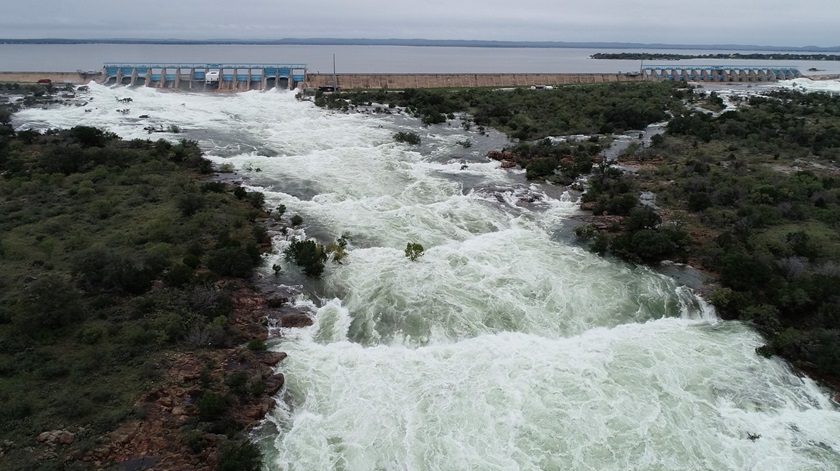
101, 63, 307, 90
643, 65, 802, 82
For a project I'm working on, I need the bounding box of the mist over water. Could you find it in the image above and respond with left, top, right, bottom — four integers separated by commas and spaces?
14, 84, 840, 470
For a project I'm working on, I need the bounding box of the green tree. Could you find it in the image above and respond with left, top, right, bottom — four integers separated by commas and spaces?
405, 243, 425, 261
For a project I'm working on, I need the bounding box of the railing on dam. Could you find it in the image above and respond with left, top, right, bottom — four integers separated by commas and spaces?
642, 65, 802, 82
101, 63, 307, 90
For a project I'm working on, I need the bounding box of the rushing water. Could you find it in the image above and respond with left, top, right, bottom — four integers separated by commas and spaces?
13, 83, 840, 470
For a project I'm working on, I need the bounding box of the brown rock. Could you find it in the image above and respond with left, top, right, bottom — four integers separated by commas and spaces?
500, 160, 517, 169
264, 373, 285, 396
279, 312, 313, 328
258, 351, 288, 366
58, 431, 75, 445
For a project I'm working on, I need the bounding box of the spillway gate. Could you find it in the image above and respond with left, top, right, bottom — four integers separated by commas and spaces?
642, 65, 802, 82
101, 63, 307, 90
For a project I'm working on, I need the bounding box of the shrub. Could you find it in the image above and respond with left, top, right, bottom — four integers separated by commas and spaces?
14, 275, 83, 331
247, 339, 267, 351
246, 191, 265, 209
164, 263, 194, 287
284, 239, 327, 278
207, 247, 256, 279
196, 391, 228, 422
290, 215, 304, 226
217, 440, 263, 471
525, 158, 558, 180
394, 131, 421, 145
405, 242, 425, 261
225, 371, 249, 397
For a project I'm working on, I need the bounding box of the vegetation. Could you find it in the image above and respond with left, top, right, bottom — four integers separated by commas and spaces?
0, 123, 268, 469
405, 243, 425, 261
635, 90, 840, 375
394, 131, 421, 145
591, 52, 840, 61
315, 82, 687, 140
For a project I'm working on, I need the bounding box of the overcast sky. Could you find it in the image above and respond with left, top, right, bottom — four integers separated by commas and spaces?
1, 0, 838, 47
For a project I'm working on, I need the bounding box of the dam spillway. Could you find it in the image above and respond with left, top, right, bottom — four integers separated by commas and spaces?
101, 63, 307, 90
643, 65, 802, 82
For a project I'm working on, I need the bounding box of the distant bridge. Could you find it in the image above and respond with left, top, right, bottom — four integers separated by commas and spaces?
642, 65, 802, 82
101, 63, 307, 90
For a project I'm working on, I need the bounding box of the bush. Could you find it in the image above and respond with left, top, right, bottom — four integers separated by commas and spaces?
247, 339, 267, 351
290, 215, 303, 226
525, 158, 558, 180
394, 131, 421, 145
246, 191, 265, 209
196, 392, 228, 422
284, 239, 327, 278
217, 440, 263, 471
207, 247, 256, 279
405, 242, 425, 261
14, 275, 83, 331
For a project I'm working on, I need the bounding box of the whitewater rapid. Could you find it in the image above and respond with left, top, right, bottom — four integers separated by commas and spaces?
13, 83, 840, 470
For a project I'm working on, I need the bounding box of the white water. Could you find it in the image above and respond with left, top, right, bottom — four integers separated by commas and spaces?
14, 84, 840, 470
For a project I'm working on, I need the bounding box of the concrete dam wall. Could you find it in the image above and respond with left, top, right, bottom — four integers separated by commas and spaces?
303, 73, 643, 89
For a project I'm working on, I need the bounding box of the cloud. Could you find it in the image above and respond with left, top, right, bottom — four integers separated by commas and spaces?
1, 0, 838, 46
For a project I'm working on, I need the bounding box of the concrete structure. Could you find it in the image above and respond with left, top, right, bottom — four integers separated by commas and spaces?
303, 73, 643, 90
0, 71, 96, 85
101, 63, 307, 90
642, 65, 802, 82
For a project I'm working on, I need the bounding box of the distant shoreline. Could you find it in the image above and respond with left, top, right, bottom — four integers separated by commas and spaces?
2, 38, 840, 52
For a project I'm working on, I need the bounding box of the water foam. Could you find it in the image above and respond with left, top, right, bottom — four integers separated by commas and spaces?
269, 320, 840, 471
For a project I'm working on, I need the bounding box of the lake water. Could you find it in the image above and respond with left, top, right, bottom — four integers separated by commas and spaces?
2, 43, 840, 75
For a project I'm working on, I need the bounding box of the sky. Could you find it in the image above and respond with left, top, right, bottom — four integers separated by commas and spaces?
1, 0, 839, 47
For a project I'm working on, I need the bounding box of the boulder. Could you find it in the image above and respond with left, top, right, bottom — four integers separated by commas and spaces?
264, 373, 285, 396
279, 312, 313, 328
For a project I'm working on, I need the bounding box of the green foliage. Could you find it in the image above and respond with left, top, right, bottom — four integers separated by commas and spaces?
207, 247, 259, 279
196, 391, 228, 422
405, 242, 425, 261
316, 82, 685, 140
284, 239, 327, 278
394, 131, 421, 145
0, 128, 269, 461
290, 214, 304, 226
246, 339, 267, 351
217, 440, 263, 471
225, 371, 249, 397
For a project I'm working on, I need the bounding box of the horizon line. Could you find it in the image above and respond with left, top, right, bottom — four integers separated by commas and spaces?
1, 37, 839, 51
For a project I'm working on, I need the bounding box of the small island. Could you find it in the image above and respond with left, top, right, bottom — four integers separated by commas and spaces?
592, 52, 840, 61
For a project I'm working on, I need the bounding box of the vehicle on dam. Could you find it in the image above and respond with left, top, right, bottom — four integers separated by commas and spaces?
205, 70, 220, 84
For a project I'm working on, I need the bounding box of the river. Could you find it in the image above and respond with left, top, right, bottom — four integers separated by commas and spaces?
3, 44, 840, 76
12, 81, 840, 470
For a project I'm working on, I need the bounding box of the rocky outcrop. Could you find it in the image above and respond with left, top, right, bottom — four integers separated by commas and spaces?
36, 430, 75, 446
84, 280, 311, 470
